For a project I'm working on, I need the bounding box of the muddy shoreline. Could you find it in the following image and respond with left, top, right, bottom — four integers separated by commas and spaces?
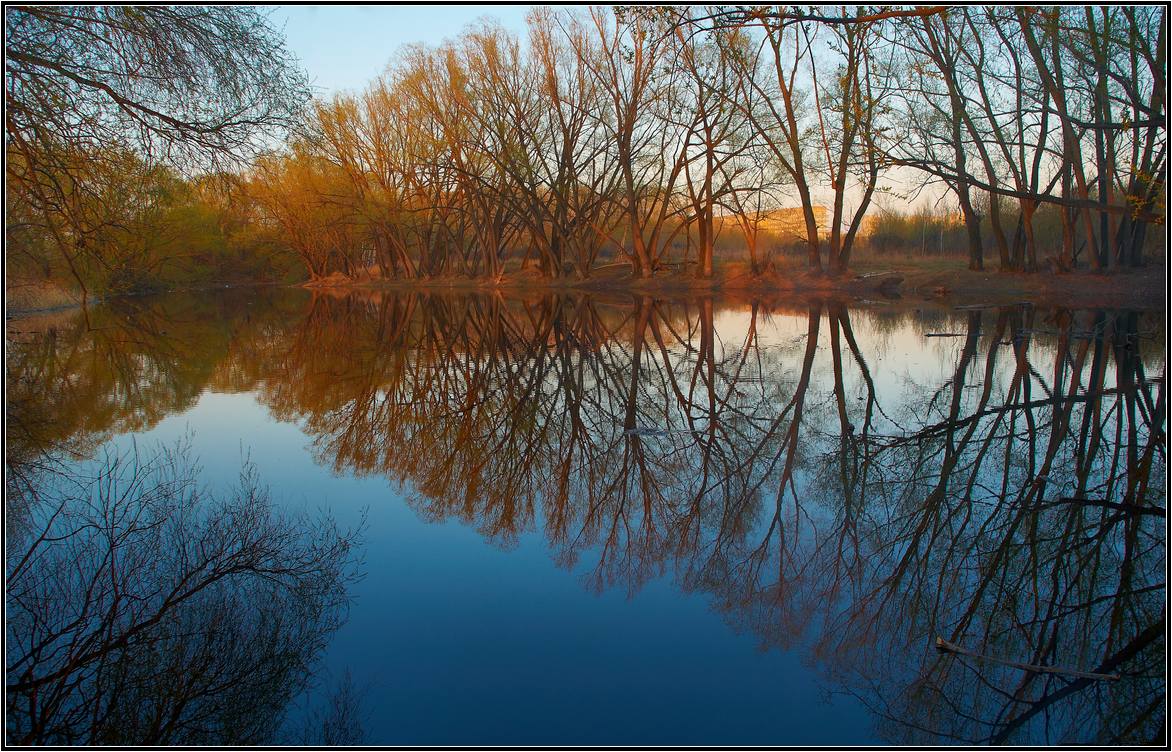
301, 265, 1167, 310
7, 265, 1166, 320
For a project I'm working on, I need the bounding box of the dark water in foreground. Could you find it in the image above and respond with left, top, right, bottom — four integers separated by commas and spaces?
5, 288, 1166, 745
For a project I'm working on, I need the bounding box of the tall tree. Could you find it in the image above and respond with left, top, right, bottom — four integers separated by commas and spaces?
5, 6, 308, 298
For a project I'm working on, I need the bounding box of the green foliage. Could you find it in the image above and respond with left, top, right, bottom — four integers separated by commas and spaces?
5, 146, 305, 304
5, 5, 308, 302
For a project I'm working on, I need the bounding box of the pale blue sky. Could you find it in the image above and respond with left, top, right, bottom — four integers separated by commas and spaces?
270, 5, 536, 96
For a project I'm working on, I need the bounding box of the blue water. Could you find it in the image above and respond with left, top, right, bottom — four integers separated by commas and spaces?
128, 391, 873, 745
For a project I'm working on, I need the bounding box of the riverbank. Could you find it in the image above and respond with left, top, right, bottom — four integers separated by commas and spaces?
5, 279, 86, 318
303, 257, 1167, 309
7, 258, 1165, 319
4, 279, 284, 320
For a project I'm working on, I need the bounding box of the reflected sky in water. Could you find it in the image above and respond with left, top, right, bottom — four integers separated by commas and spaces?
6, 288, 1166, 745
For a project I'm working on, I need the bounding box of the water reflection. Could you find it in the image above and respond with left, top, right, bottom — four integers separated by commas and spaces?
5, 289, 1165, 745
4, 441, 363, 745
6, 291, 362, 745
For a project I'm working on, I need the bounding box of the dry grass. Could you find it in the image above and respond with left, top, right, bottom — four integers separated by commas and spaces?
5, 278, 82, 317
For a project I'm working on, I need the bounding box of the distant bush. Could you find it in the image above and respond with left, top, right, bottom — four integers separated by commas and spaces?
866, 206, 968, 256
863, 197, 1166, 265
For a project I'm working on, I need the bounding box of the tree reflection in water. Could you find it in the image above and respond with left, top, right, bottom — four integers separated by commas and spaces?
6, 292, 364, 745
6, 289, 1165, 745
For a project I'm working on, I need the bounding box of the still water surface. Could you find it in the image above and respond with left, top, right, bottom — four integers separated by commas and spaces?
5, 288, 1166, 745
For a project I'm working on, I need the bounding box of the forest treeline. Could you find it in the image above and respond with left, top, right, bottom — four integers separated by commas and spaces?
5, 5, 1167, 298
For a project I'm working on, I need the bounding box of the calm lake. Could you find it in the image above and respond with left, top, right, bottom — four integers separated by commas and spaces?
6, 288, 1166, 745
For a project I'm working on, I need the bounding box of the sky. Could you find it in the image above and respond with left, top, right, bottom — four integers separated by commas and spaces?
270, 5, 534, 96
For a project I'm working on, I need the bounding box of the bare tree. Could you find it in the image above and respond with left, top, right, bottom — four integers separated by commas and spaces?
5, 439, 362, 745
5, 6, 309, 299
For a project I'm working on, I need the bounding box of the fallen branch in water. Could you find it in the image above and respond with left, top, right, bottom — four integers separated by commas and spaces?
935, 637, 1121, 681
1054, 496, 1166, 517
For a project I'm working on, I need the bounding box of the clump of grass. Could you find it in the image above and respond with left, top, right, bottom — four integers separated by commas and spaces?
5, 278, 81, 314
